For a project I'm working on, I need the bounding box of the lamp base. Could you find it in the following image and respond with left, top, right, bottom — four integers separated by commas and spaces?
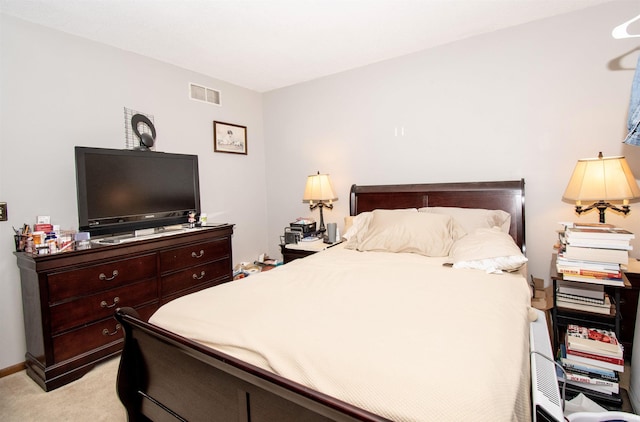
318, 207, 326, 233
309, 201, 333, 233
575, 200, 631, 224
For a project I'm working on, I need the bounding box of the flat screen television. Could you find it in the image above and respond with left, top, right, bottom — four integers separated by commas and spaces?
75, 146, 201, 237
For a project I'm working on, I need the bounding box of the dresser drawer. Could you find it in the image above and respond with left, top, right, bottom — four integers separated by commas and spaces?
50, 278, 158, 335
48, 254, 157, 303
52, 303, 158, 364
161, 258, 231, 297
159, 239, 230, 273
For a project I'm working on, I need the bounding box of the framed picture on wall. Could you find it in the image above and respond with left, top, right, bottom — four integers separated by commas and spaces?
213, 121, 247, 155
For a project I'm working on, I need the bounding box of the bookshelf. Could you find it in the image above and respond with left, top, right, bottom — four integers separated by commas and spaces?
550, 253, 639, 411
551, 254, 632, 357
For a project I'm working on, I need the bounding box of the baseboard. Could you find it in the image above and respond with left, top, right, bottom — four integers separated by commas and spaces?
0, 361, 26, 378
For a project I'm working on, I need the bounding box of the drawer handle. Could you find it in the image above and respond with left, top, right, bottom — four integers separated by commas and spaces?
100, 297, 120, 309
192, 271, 205, 280
191, 250, 205, 258
102, 323, 122, 337
99, 270, 119, 281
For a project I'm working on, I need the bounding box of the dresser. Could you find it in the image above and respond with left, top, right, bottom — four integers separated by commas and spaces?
14, 224, 234, 391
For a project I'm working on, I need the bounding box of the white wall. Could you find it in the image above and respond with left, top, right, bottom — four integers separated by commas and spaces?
0, 15, 268, 369
263, 1, 640, 290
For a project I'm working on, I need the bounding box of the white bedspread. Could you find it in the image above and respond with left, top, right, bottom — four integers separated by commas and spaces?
151, 244, 532, 422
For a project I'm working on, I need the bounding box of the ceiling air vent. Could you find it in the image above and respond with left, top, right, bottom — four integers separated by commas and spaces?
189, 83, 221, 106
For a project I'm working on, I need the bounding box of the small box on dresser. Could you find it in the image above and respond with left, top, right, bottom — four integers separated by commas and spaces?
14, 224, 234, 391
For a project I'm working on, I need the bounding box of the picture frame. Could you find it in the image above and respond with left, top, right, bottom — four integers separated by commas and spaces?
213, 121, 247, 155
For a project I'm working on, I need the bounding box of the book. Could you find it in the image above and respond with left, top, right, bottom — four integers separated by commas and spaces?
557, 279, 605, 300
556, 256, 621, 273
557, 298, 613, 315
564, 348, 624, 372
562, 363, 619, 384
558, 380, 623, 407
572, 223, 616, 229
562, 367, 619, 389
560, 273, 624, 287
568, 340, 621, 358
565, 325, 622, 357
557, 267, 622, 279
559, 344, 619, 382
556, 292, 607, 306
566, 239, 632, 251
560, 377, 618, 395
566, 227, 635, 241
559, 367, 620, 394
562, 245, 629, 265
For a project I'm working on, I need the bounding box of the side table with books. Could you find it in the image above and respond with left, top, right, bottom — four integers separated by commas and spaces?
553, 224, 636, 356
551, 254, 631, 357
551, 223, 637, 410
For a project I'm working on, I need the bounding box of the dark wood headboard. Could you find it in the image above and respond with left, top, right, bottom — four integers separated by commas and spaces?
349, 179, 526, 253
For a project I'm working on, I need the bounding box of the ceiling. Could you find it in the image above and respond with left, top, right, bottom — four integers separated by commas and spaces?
0, 0, 613, 92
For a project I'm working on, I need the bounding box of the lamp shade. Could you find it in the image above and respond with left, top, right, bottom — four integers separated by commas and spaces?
303, 173, 338, 202
563, 153, 640, 202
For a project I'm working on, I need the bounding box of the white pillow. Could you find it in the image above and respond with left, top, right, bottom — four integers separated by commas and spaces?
343, 209, 419, 248
449, 227, 527, 273
353, 209, 458, 256
419, 206, 511, 234
343, 212, 373, 248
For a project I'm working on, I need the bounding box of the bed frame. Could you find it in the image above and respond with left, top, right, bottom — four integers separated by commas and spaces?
115, 179, 527, 421
349, 179, 525, 252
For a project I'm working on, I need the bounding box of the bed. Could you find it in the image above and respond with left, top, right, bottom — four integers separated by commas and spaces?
115, 179, 549, 422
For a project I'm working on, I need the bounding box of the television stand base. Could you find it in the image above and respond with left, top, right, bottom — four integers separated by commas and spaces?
134, 228, 156, 237
94, 225, 200, 245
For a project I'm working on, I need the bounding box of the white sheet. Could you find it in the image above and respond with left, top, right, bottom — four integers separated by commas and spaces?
151, 244, 532, 422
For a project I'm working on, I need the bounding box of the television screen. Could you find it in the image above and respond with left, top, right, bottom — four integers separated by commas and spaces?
75, 147, 201, 237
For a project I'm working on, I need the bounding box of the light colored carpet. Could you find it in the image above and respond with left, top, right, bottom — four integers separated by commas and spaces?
0, 357, 125, 421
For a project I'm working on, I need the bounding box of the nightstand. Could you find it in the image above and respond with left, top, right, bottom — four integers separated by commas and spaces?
550, 254, 632, 357
280, 238, 341, 264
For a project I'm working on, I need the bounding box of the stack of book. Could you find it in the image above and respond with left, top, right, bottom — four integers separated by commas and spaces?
558, 324, 624, 404
555, 279, 612, 315
557, 223, 634, 287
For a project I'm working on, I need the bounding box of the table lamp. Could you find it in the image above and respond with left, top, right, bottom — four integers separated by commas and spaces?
303, 171, 338, 233
563, 152, 640, 223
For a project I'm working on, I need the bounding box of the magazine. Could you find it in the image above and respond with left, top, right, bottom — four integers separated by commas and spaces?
566, 325, 622, 357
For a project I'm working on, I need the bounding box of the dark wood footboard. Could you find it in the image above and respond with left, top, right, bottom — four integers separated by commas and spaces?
115, 307, 390, 422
